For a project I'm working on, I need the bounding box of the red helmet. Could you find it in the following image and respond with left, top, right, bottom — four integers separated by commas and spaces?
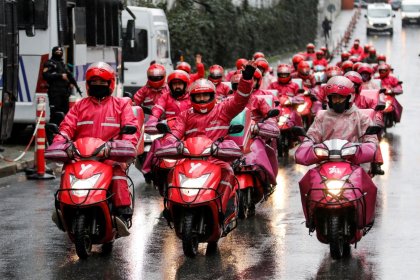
85, 62, 115, 96
378, 63, 391, 78
235, 58, 248, 70
208, 64, 224, 85
147, 63, 166, 88
189, 79, 217, 114
167, 70, 190, 99
341, 52, 351, 61
277, 64, 292, 84
349, 56, 359, 63
341, 60, 354, 73
369, 47, 376, 56
326, 65, 343, 79
377, 54, 386, 63
344, 71, 363, 85
230, 71, 242, 91
320, 46, 328, 53
357, 63, 374, 74
364, 44, 371, 52
316, 50, 324, 59
353, 39, 360, 46
176, 61, 192, 74
297, 61, 311, 78
253, 52, 265, 60
353, 62, 363, 71
292, 54, 305, 68
306, 43, 315, 51
255, 58, 269, 73
325, 76, 354, 97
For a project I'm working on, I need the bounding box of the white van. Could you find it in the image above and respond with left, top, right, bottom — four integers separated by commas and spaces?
365, 3, 395, 36
122, 7, 173, 94
401, 1, 420, 26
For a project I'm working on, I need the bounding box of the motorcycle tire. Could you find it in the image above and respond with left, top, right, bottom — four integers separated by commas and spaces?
102, 241, 114, 254
206, 241, 218, 255
182, 212, 199, 258
329, 215, 350, 259
74, 214, 92, 259
238, 189, 255, 219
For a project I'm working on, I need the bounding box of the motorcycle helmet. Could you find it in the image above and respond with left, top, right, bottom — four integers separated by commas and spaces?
357, 63, 374, 82
167, 70, 190, 100
316, 50, 324, 60
252, 51, 265, 60
147, 63, 166, 88
253, 68, 263, 89
176, 61, 192, 74
230, 71, 242, 91
306, 43, 315, 53
340, 51, 351, 62
85, 62, 115, 99
377, 54, 387, 64
277, 64, 292, 84
326, 65, 343, 79
325, 76, 354, 113
297, 61, 311, 79
235, 58, 248, 70
208, 64, 224, 85
369, 47, 376, 56
292, 54, 305, 70
341, 60, 354, 74
255, 58, 269, 74
189, 79, 217, 114
378, 63, 391, 79
344, 71, 363, 94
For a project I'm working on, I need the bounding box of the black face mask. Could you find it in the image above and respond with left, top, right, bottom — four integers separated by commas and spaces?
89, 85, 110, 99
361, 72, 371, 82
171, 88, 184, 99
328, 95, 351, 113
232, 83, 238, 91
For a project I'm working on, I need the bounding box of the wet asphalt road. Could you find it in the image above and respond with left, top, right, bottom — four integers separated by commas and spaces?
1, 11, 420, 280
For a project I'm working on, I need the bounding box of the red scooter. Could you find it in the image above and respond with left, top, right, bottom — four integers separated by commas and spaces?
155, 124, 243, 257
382, 87, 403, 132
295, 126, 380, 259
45, 124, 137, 259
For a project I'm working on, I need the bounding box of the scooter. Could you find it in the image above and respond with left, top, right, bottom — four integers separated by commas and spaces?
45, 124, 137, 259
233, 109, 280, 218
155, 124, 243, 257
382, 87, 403, 132
295, 126, 380, 259
277, 95, 304, 157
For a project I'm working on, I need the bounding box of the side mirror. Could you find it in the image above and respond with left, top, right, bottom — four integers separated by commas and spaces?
126, 19, 136, 48
379, 88, 386, 94
120, 125, 137, 135
374, 104, 385, 111
228, 124, 244, 135
156, 123, 171, 134
123, 91, 133, 99
398, 81, 403, 85
297, 88, 305, 94
365, 125, 381, 135
291, 126, 306, 137
266, 108, 280, 119
46, 123, 60, 135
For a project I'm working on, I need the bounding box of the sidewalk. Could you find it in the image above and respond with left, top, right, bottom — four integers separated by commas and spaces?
0, 9, 359, 179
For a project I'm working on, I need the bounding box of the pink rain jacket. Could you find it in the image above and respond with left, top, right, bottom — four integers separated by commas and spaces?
133, 84, 169, 107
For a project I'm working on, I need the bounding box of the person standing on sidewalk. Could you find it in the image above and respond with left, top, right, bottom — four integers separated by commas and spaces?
322, 17, 332, 41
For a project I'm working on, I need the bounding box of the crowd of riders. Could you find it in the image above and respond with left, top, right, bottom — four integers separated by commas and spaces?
49, 36, 403, 251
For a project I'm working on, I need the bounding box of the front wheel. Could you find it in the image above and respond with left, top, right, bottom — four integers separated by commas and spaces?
329, 215, 350, 259
74, 214, 92, 259
182, 212, 199, 258
238, 189, 255, 219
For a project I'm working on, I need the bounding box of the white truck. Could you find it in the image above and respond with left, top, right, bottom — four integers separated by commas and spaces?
122, 6, 173, 95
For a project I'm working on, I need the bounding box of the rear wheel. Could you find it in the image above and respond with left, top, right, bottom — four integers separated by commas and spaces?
238, 189, 255, 219
329, 215, 350, 259
182, 212, 199, 258
74, 214, 92, 259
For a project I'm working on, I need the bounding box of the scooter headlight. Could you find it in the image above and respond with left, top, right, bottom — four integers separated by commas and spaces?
69, 174, 101, 197
297, 103, 307, 113
278, 114, 290, 126
314, 147, 329, 158
325, 179, 345, 196
385, 100, 392, 110
179, 173, 210, 196
341, 146, 358, 157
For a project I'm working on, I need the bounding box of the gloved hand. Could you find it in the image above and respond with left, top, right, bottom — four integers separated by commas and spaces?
242, 62, 256, 80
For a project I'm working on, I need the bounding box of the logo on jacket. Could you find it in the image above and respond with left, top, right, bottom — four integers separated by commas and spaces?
328, 166, 342, 175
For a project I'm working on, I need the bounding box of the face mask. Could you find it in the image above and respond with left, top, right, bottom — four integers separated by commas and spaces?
328, 96, 350, 113
171, 88, 184, 99
89, 85, 110, 99
361, 73, 371, 82
232, 83, 238, 91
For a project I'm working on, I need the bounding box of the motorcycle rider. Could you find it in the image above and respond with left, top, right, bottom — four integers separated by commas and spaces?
255, 57, 272, 90
208, 64, 231, 100
350, 39, 364, 58
313, 50, 328, 67
142, 70, 191, 181
291, 54, 305, 78
253, 51, 265, 60
52, 62, 140, 236
359, 44, 371, 62
297, 61, 316, 89
378, 63, 403, 124
133, 63, 169, 108
345, 71, 385, 175
268, 64, 300, 98
161, 63, 258, 211
341, 60, 354, 74
226, 58, 248, 82
358, 64, 379, 90
176, 53, 205, 83
336, 51, 350, 68
377, 54, 387, 65
305, 43, 316, 61
363, 47, 378, 64
295, 76, 379, 169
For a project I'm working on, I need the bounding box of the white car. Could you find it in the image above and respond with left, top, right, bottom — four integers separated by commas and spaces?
401, 1, 420, 26
365, 3, 395, 36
